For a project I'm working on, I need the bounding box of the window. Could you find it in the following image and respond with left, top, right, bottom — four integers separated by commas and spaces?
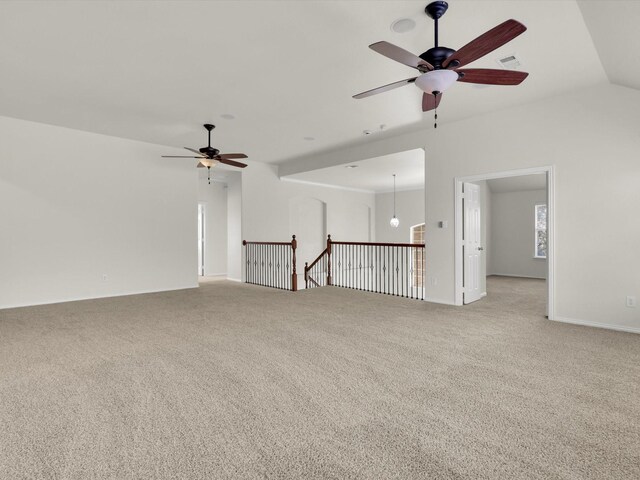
534, 204, 547, 259
410, 223, 425, 288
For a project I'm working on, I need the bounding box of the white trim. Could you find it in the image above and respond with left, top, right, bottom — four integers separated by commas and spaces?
226, 277, 242, 283
376, 185, 425, 194
424, 297, 458, 306
0, 285, 199, 310
552, 316, 640, 335
198, 202, 206, 276
279, 176, 375, 194
488, 273, 546, 280
454, 166, 555, 320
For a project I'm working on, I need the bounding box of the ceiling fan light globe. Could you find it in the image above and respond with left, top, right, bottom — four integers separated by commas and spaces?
201, 158, 215, 168
414, 69, 458, 94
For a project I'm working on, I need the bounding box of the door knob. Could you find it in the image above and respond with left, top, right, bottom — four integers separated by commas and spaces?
477, 247, 484, 251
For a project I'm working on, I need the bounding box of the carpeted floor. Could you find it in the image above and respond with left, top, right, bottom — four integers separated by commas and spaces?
0, 276, 638, 479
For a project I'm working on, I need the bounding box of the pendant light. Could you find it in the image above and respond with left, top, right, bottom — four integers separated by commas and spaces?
390, 174, 399, 228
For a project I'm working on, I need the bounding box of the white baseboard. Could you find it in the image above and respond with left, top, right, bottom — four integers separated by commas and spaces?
424, 297, 459, 306
226, 277, 242, 283
488, 273, 546, 280
0, 284, 199, 311
551, 316, 640, 335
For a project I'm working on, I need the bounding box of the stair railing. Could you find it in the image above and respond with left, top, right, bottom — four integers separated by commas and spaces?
305, 235, 425, 299
243, 235, 297, 291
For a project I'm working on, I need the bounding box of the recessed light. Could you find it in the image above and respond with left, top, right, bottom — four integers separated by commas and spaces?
391, 18, 416, 34
363, 130, 373, 135
221, 113, 235, 120
345, 165, 359, 169
303, 136, 315, 141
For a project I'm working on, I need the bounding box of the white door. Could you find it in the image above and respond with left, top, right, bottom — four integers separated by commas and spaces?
463, 183, 483, 304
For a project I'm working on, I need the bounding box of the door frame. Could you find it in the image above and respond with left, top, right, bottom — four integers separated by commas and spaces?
198, 202, 206, 276
454, 166, 555, 319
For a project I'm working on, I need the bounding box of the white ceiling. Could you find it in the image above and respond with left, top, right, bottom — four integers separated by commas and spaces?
0, 0, 613, 168
486, 174, 546, 194
577, 1, 640, 92
283, 148, 424, 193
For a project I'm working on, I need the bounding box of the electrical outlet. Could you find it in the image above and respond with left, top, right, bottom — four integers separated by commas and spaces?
429, 276, 438, 286
626, 296, 636, 308
102, 274, 108, 282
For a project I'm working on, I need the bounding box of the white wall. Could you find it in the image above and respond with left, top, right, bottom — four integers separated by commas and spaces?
289, 196, 326, 268
425, 83, 640, 332
240, 162, 375, 281
197, 177, 228, 276
375, 189, 425, 243
490, 189, 547, 279
0, 116, 197, 308
226, 172, 242, 282
277, 83, 640, 333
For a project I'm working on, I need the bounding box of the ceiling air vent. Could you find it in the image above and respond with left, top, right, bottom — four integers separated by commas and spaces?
497, 54, 522, 70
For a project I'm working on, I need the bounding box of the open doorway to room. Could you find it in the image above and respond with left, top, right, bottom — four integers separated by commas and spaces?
198, 203, 206, 276
455, 167, 554, 318
197, 168, 242, 283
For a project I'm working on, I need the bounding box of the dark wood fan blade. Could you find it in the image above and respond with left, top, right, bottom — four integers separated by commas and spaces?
369, 41, 433, 71
456, 68, 528, 85
353, 77, 417, 99
218, 153, 248, 159
162, 155, 206, 158
218, 158, 248, 168
443, 19, 526, 69
184, 147, 205, 156
422, 92, 442, 112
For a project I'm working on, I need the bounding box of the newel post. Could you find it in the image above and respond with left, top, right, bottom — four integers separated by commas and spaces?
291, 235, 298, 292
326, 234, 332, 286
304, 262, 309, 289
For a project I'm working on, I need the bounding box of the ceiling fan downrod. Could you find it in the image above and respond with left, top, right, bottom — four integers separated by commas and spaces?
204, 124, 215, 147
425, 1, 448, 49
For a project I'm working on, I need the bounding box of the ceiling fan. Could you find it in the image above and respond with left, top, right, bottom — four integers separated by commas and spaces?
353, 1, 529, 125
162, 124, 248, 183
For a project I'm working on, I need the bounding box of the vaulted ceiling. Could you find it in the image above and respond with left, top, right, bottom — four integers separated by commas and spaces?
0, 1, 636, 167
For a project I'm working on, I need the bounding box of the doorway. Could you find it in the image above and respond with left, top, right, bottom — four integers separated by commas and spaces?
198, 203, 205, 276
454, 166, 555, 318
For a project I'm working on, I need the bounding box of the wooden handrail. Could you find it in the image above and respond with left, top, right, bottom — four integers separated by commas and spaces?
332, 241, 425, 248
305, 247, 328, 272
242, 241, 294, 246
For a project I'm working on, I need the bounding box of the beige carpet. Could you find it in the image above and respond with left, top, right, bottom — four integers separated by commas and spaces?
0, 276, 638, 479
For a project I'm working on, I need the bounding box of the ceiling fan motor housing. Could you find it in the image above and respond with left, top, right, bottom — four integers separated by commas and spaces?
199, 146, 220, 157
420, 46, 456, 69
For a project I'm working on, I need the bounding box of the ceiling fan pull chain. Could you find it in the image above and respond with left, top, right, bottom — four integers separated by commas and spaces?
434, 92, 438, 128
207, 166, 211, 184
